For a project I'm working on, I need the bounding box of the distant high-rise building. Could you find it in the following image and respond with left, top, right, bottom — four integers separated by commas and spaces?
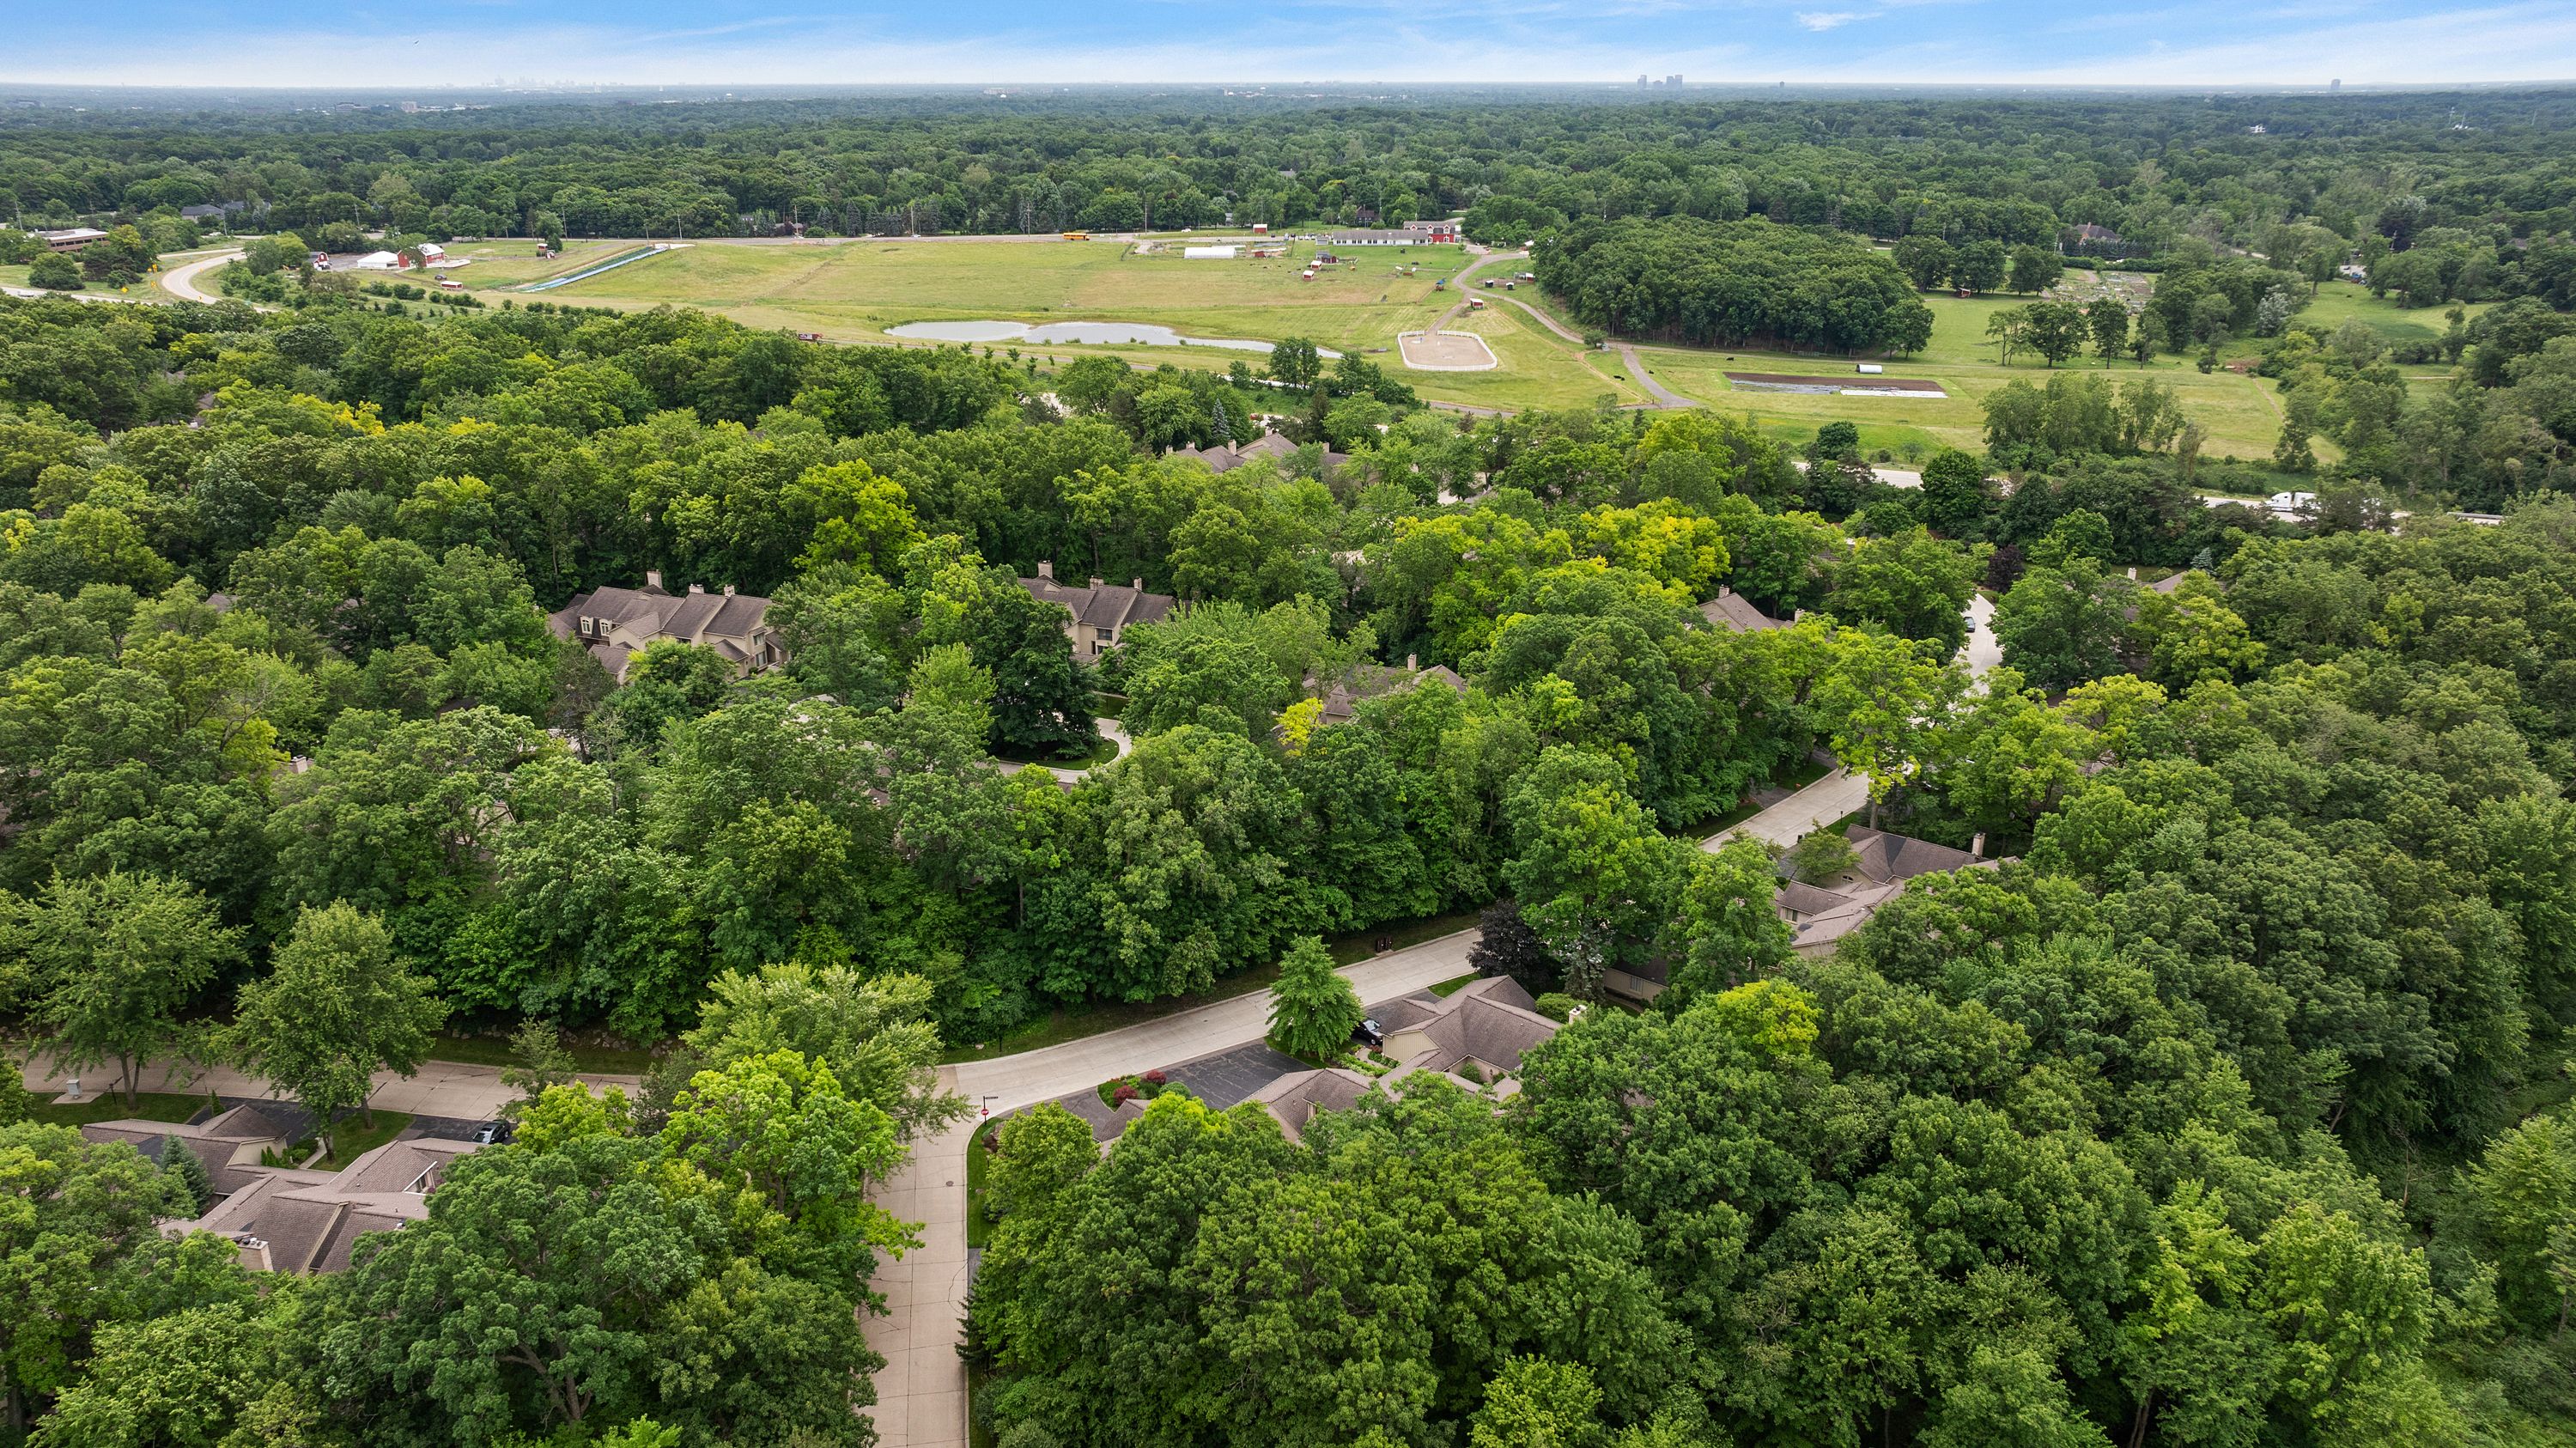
1638, 75, 1649, 87
2330, 78, 2343, 91
1668, 75, 1683, 86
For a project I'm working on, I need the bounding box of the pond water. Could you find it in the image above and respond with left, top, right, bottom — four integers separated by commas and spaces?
886, 319, 1336, 356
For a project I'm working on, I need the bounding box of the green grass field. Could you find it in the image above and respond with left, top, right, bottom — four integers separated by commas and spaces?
471, 235, 1643, 411
1619, 284, 2305, 462
2295, 279, 2492, 345
450, 241, 2460, 456
481, 235, 1466, 350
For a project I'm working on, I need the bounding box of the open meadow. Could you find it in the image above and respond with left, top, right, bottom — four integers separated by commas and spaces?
440, 239, 2476, 459
453, 234, 1654, 410
2298, 277, 2493, 345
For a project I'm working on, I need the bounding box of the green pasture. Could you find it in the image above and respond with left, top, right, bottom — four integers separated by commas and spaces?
487, 234, 1650, 411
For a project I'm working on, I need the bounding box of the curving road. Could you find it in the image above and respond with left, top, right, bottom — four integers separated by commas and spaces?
157, 248, 244, 303
862, 927, 1486, 1446
1458, 285, 1697, 411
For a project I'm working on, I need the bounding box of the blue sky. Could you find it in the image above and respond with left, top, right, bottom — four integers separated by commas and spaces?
11, 0, 2575, 88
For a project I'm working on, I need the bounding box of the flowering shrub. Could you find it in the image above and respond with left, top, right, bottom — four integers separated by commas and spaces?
1110, 1083, 1140, 1107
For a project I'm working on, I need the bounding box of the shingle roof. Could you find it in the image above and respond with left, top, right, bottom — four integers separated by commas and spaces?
1698, 588, 1790, 633
1017, 575, 1179, 630
1844, 826, 1979, 885
1373, 976, 1558, 1075
549, 582, 677, 640
183, 1136, 479, 1274
1315, 659, 1468, 721
1250, 1068, 1375, 1143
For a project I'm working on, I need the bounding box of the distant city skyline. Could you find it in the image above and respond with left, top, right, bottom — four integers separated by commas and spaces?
9, 0, 2574, 89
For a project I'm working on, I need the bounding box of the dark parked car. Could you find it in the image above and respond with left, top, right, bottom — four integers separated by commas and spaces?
1352, 1018, 1384, 1051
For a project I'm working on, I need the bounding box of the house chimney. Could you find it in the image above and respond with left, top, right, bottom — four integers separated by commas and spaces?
1090, 577, 1105, 590
1036, 561, 1054, 580
1791, 608, 1807, 622
645, 569, 663, 590
1971, 832, 1986, 860
688, 583, 705, 594
1719, 585, 1733, 599
1132, 578, 1144, 593
1406, 654, 1418, 671
723, 584, 736, 597
2125, 566, 2138, 581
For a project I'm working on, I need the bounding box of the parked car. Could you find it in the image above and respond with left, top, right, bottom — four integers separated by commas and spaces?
1352, 1018, 1384, 1051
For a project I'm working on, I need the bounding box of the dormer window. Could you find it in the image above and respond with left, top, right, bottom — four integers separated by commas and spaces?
580, 617, 596, 636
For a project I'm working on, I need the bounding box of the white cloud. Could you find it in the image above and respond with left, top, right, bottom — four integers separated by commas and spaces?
1795, 9, 1868, 27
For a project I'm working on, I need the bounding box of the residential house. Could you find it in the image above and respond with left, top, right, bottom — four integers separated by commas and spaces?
1017, 563, 1178, 660
1170, 429, 1352, 476
81, 1108, 481, 1274
1313, 654, 1467, 723
1698, 586, 1792, 633
82, 1104, 299, 1198
1773, 826, 1995, 958
546, 570, 782, 683
187, 1137, 480, 1274
1405, 221, 1462, 242
1249, 1068, 1375, 1144
1367, 976, 1561, 1085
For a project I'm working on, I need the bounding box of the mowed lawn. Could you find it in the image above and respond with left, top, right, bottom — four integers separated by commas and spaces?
507, 237, 1469, 353
2295, 279, 2492, 345
484, 235, 1648, 411
1624, 290, 2300, 462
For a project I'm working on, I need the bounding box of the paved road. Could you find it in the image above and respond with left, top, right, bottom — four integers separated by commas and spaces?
1961, 593, 2003, 688
1701, 768, 1873, 851
1424, 247, 1525, 332
21, 1049, 636, 1121
1465, 290, 1695, 412
1614, 342, 1697, 408
2, 285, 141, 305
862, 928, 1484, 1447
159, 249, 243, 303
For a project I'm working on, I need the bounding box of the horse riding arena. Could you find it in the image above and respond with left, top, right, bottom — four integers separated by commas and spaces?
1399, 330, 1499, 371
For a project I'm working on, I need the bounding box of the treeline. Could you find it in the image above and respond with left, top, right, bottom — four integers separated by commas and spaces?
1538, 216, 1935, 353
3, 89, 2574, 297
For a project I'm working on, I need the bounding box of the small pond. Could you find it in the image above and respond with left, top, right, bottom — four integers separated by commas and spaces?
886, 319, 1336, 356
